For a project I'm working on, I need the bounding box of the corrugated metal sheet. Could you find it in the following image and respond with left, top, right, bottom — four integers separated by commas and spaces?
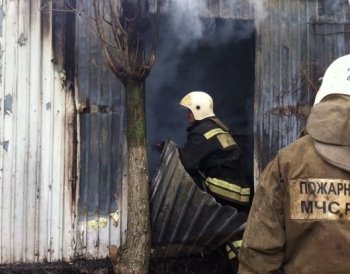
149, 0, 254, 20
150, 141, 247, 258
0, 0, 75, 263
254, 0, 350, 179
75, 0, 127, 259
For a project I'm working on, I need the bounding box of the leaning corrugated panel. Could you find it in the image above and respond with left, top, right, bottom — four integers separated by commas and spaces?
150, 141, 247, 258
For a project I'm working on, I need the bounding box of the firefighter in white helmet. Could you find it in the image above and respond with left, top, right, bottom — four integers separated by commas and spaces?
178, 91, 250, 207
178, 91, 250, 272
239, 54, 350, 274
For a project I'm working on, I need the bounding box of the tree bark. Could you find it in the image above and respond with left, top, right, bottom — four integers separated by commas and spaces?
115, 76, 151, 274
91, 1, 154, 272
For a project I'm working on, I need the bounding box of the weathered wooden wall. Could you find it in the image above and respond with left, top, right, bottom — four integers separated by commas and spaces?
254, 0, 350, 180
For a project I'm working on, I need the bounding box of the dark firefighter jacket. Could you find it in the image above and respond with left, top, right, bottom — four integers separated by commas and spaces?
178, 116, 250, 205
238, 95, 350, 274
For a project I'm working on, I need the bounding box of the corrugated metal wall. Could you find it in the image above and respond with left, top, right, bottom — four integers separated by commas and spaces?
254, 0, 350, 178
0, 0, 76, 263
0, 0, 127, 264
75, 0, 127, 259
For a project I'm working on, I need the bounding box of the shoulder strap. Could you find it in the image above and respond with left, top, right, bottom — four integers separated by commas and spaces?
208, 117, 229, 131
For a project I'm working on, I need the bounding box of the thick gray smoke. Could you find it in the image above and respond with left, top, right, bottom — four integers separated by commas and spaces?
169, 0, 208, 48
252, 0, 269, 27
167, 0, 265, 49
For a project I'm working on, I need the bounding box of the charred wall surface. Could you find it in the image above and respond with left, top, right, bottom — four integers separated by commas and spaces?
75, 0, 127, 258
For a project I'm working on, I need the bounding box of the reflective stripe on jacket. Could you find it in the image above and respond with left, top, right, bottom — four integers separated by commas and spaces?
206, 177, 250, 204
226, 239, 243, 260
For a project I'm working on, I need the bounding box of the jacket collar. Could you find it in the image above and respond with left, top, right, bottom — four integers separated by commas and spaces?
306, 95, 350, 146
307, 95, 350, 171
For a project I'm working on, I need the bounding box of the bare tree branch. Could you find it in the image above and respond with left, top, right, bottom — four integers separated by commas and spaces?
90, 0, 160, 83
93, 0, 127, 80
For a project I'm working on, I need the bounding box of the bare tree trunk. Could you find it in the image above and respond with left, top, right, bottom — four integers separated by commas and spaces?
91, 1, 157, 272
115, 76, 150, 274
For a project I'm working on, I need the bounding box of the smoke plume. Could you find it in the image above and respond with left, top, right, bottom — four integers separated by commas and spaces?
169, 0, 209, 48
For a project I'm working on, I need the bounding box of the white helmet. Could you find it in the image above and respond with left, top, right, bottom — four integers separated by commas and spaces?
314, 54, 350, 105
180, 91, 215, 120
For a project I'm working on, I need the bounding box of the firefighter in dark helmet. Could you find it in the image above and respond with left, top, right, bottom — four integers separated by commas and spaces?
178, 91, 250, 271
239, 54, 350, 274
